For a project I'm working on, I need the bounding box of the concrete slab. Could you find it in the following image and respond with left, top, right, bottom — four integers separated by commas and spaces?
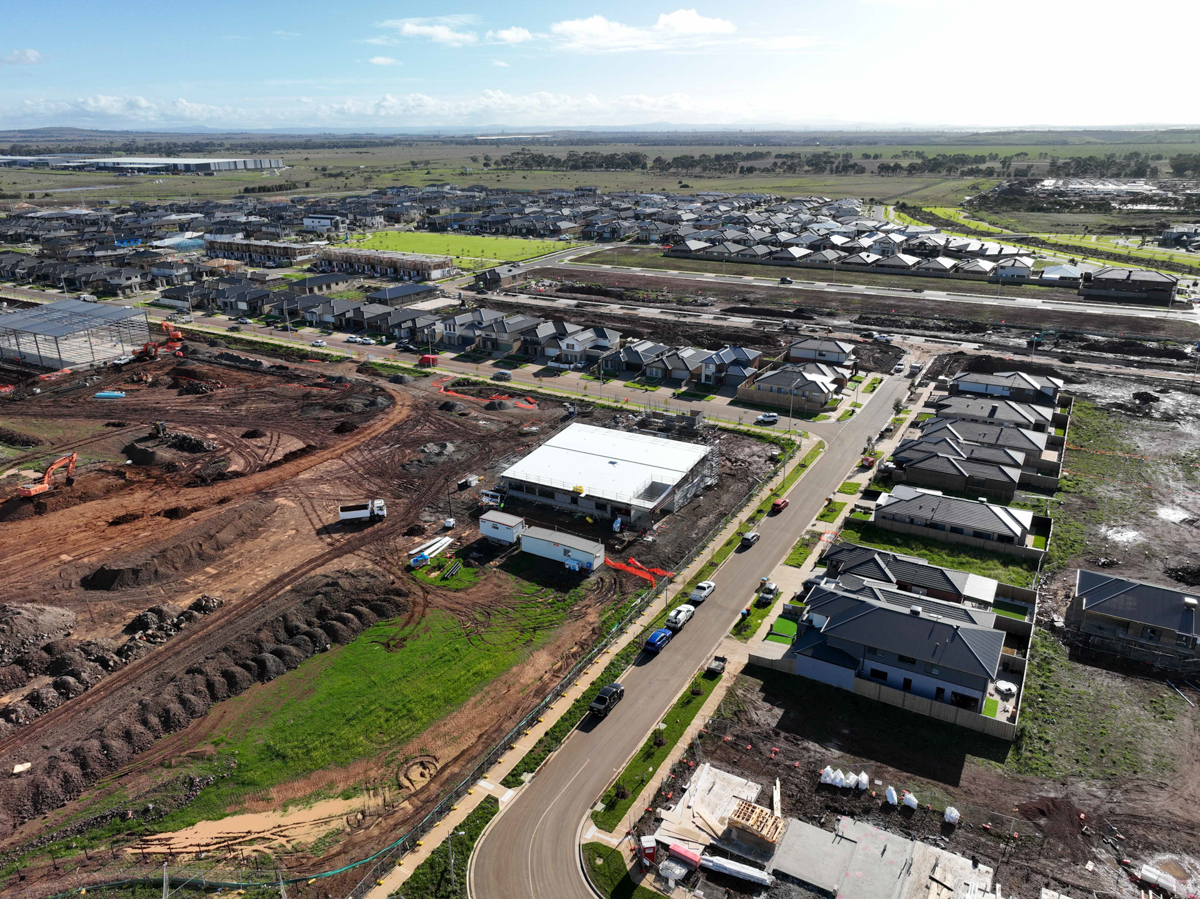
769, 817, 911, 899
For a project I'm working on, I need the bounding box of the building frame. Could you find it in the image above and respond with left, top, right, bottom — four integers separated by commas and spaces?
0, 300, 150, 369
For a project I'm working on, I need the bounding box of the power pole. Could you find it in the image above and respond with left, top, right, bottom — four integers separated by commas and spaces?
162, 862, 169, 899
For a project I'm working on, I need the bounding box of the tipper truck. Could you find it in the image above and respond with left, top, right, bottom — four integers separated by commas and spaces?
339, 499, 387, 524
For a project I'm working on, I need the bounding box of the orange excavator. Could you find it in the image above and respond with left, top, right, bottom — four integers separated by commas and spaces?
137, 321, 184, 360
18, 452, 77, 498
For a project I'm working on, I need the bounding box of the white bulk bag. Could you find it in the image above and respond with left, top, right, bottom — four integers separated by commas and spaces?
903, 791, 919, 809
944, 807, 960, 825
885, 786, 898, 805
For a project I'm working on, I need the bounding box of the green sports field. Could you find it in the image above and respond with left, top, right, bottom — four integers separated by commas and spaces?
354, 231, 584, 271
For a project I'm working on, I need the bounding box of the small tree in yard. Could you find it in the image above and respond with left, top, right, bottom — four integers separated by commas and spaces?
893, 398, 904, 415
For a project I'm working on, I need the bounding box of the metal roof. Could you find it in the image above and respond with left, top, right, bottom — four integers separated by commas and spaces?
1076, 570, 1198, 635
521, 525, 604, 556
0, 299, 146, 338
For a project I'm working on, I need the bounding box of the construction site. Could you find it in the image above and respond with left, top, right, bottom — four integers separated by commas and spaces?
0, 333, 779, 897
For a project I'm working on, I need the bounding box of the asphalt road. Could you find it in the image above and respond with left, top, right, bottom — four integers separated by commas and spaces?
468, 374, 908, 899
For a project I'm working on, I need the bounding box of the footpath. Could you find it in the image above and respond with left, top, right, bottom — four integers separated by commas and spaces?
365, 432, 822, 899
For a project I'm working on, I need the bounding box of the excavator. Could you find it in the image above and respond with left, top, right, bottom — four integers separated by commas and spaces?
136, 321, 185, 361
18, 452, 77, 498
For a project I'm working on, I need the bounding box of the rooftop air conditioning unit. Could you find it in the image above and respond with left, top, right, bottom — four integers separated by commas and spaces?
909, 605, 923, 616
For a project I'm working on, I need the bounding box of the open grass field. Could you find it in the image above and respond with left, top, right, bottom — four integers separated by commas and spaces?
355, 230, 582, 271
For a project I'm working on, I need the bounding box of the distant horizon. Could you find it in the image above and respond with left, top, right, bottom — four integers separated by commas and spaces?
3, 0, 1197, 131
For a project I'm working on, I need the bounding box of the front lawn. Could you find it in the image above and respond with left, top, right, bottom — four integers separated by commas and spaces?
837, 481, 862, 495
784, 531, 822, 568
816, 501, 846, 523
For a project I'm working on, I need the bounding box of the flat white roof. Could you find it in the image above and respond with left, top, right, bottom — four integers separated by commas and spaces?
502, 423, 709, 509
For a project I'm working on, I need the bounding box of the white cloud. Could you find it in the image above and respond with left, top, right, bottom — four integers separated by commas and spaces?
274, 30, 301, 39
362, 35, 398, 45
487, 26, 535, 44
550, 10, 738, 52
492, 60, 509, 67
370, 56, 402, 66
377, 16, 478, 46
3, 49, 41, 65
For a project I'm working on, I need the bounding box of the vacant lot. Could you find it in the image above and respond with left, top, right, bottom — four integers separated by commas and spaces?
356, 231, 580, 270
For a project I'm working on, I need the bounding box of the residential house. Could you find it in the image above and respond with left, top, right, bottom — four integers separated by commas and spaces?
949, 370, 1064, 406
885, 442, 1023, 500
874, 485, 1038, 552
697, 345, 763, 387
788, 337, 855, 365
645, 347, 706, 382
367, 283, 440, 306
604, 338, 668, 373
303, 298, 362, 327
819, 543, 1000, 608
439, 308, 506, 347
736, 362, 842, 413
1067, 570, 1200, 671
933, 395, 1056, 432
293, 273, 356, 296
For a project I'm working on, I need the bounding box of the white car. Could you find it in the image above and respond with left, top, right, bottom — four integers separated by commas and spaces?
311, 340, 327, 348
359, 337, 375, 345
666, 604, 696, 631
346, 335, 361, 344
689, 581, 716, 604
755, 412, 780, 425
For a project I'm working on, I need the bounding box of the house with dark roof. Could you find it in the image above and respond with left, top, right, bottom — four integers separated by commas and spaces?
367, 282, 440, 306
873, 485, 1048, 560
933, 395, 1056, 432
885, 446, 1022, 500
899, 421, 1062, 490
737, 362, 843, 412
820, 543, 1002, 607
950, 370, 1064, 406
783, 582, 1014, 722
1080, 267, 1177, 304
697, 345, 763, 387
1067, 571, 1200, 672
293, 273, 356, 296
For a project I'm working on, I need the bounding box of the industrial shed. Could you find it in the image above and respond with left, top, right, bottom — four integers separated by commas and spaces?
499, 423, 715, 524
0, 300, 150, 369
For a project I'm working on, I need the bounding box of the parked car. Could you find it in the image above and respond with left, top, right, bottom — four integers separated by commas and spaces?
226, 325, 242, 332
666, 604, 696, 631
492, 371, 513, 382
589, 682, 624, 718
757, 581, 780, 605
779, 276, 794, 284
689, 580, 716, 604
893, 363, 905, 374
859, 331, 875, 339
755, 412, 779, 425
873, 334, 892, 344
359, 337, 375, 346
644, 628, 673, 653
311, 339, 327, 348
236, 317, 252, 325
771, 498, 790, 514
740, 531, 761, 548
346, 336, 361, 344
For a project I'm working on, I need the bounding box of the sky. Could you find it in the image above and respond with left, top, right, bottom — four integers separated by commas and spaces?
1, 0, 1198, 133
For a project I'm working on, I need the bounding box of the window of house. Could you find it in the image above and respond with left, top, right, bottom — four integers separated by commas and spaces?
1175, 633, 1192, 648
972, 531, 992, 540
898, 654, 917, 665
569, 495, 579, 505
869, 668, 887, 681
935, 687, 945, 701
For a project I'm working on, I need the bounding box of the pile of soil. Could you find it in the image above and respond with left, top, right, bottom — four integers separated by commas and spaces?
241, 429, 267, 439
0, 605, 77, 665
0, 570, 410, 828
81, 501, 276, 591
0, 427, 42, 448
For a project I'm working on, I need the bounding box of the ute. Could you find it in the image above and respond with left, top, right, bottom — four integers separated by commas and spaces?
589, 682, 624, 718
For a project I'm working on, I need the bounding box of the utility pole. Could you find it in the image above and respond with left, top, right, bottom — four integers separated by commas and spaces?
162, 862, 169, 899
448, 830, 466, 890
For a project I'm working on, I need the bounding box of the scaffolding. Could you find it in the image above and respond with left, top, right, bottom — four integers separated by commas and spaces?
0, 299, 150, 370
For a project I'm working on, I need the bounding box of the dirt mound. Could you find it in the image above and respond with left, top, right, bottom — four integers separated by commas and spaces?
0, 427, 42, 448
156, 505, 199, 521
0, 604, 77, 664
108, 511, 144, 526
81, 501, 276, 591
958, 353, 1081, 383
485, 400, 513, 410
439, 400, 466, 413
389, 374, 414, 384
1079, 339, 1189, 360
1016, 796, 1092, 862
1164, 561, 1200, 586
333, 421, 358, 434
241, 428, 268, 439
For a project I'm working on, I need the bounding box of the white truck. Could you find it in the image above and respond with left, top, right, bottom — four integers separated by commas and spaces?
339, 499, 387, 524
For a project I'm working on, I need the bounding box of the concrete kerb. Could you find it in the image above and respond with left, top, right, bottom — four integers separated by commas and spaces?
459, 438, 824, 899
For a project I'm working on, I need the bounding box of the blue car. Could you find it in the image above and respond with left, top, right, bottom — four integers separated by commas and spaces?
644, 628, 673, 654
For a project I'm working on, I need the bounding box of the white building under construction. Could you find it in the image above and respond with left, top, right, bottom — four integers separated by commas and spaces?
499, 423, 716, 524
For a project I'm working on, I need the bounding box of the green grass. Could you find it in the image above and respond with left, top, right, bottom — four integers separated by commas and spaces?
411, 557, 482, 590
1009, 633, 1186, 779
838, 518, 1039, 587
784, 531, 822, 568
983, 698, 1000, 718
357, 231, 581, 272
583, 843, 662, 899
812, 413, 831, 421
731, 595, 777, 642
769, 616, 798, 638
151, 582, 593, 831
392, 797, 499, 899
837, 481, 862, 495
592, 672, 721, 832
991, 600, 1030, 621
836, 409, 855, 422
356, 359, 432, 378
916, 412, 933, 421
1031, 534, 1047, 550
817, 501, 846, 523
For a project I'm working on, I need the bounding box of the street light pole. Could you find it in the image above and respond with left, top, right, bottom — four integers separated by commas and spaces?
448, 830, 466, 890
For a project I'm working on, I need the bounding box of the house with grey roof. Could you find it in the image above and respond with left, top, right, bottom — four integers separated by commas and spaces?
737, 362, 843, 412
885, 444, 1023, 500
772, 581, 1019, 730
1067, 571, 1200, 672
787, 336, 855, 365
873, 485, 1048, 560
697, 345, 763, 387
933, 395, 1056, 432
820, 543, 1004, 608
950, 370, 1064, 406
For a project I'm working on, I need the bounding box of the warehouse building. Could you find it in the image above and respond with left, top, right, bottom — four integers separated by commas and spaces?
0, 299, 150, 369
82, 157, 283, 173
499, 423, 715, 524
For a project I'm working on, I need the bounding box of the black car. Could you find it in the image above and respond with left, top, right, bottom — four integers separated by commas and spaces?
779, 276, 794, 284
589, 682, 625, 718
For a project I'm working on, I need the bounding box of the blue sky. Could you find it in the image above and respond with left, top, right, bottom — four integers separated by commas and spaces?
1, 0, 1196, 131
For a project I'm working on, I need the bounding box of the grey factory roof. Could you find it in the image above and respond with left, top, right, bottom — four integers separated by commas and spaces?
0, 299, 146, 338
1076, 570, 1199, 635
